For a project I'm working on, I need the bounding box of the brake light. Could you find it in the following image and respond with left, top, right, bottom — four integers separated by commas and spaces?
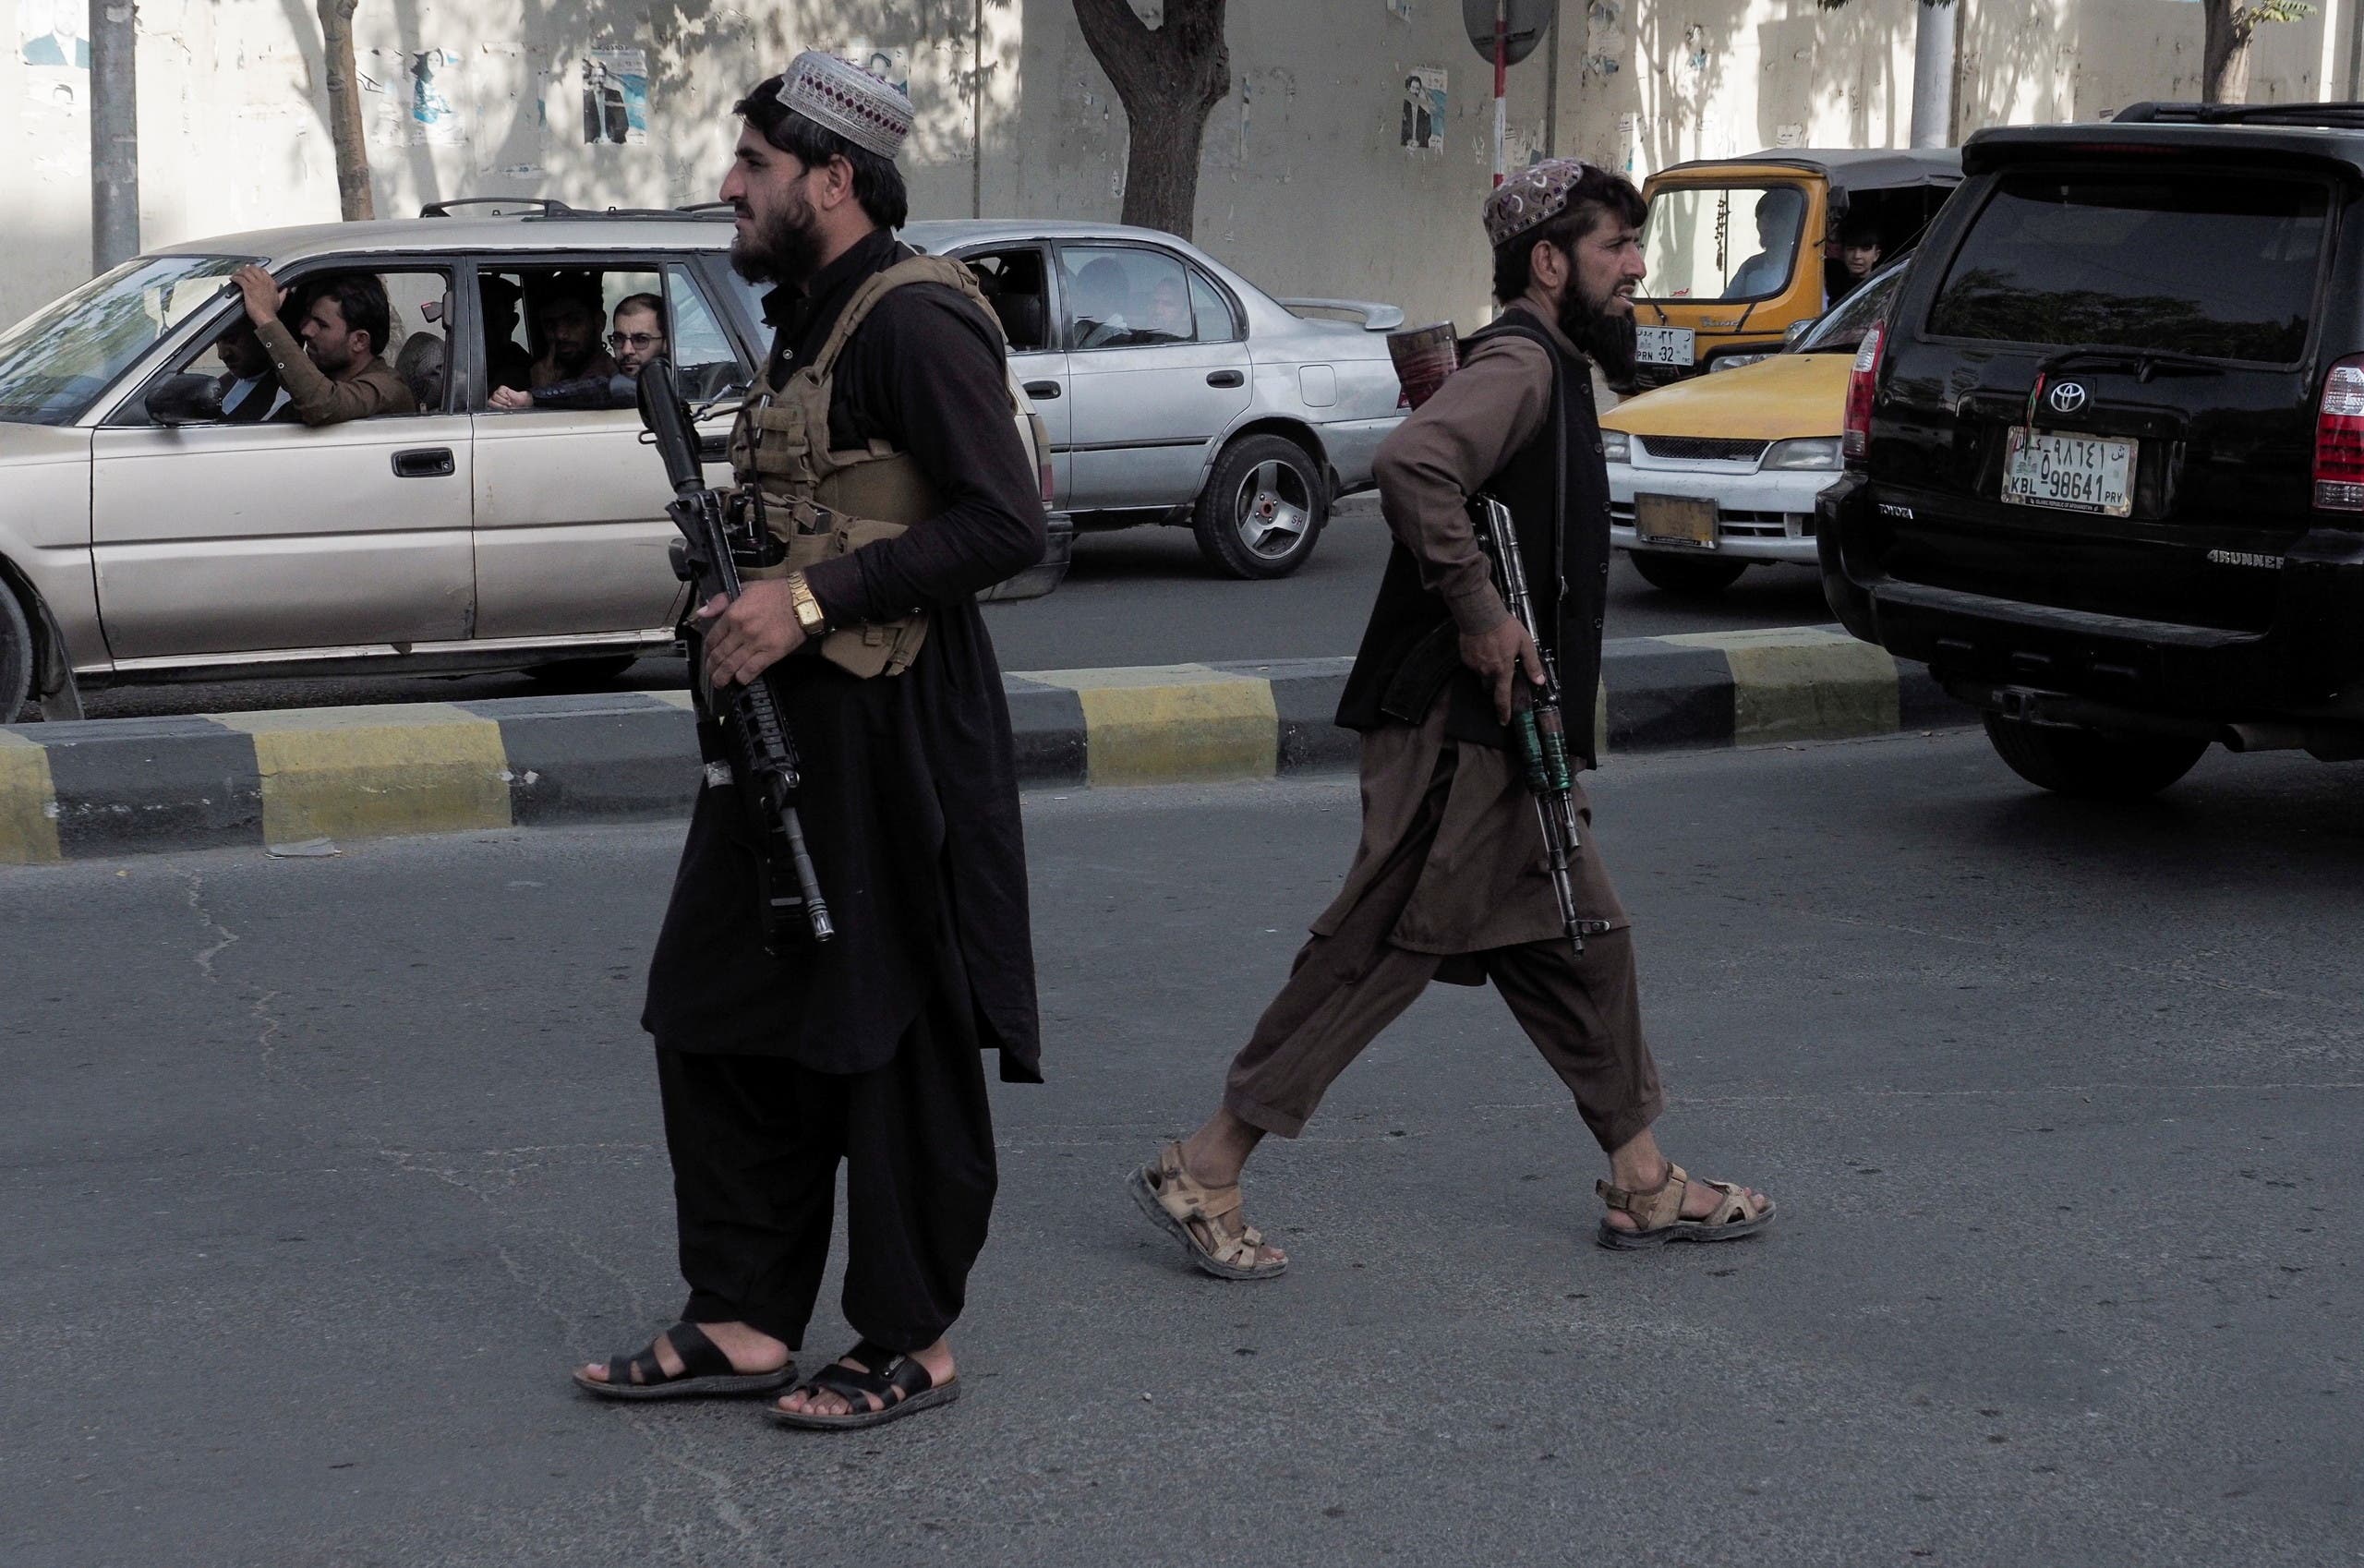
2314, 355, 2364, 511
1842, 321, 1885, 465
1040, 456, 1056, 512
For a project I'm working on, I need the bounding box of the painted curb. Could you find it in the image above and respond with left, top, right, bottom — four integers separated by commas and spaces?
0, 628, 1966, 863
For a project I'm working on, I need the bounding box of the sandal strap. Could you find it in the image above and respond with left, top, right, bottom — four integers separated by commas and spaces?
618, 1345, 668, 1387
666, 1321, 733, 1380
1596, 1163, 1688, 1230
803, 1350, 934, 1413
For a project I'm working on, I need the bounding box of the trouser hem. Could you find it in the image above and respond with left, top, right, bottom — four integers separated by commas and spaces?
1590, 1092, 1667, 1159
682, 1291, 807, 1353
1222, 1086, 1309, 1140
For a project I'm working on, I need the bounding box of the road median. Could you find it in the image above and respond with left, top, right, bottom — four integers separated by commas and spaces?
0, 628, 1965, 863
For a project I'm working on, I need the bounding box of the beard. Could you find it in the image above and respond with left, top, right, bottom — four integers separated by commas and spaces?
730, 188, 826, 287
1559, 276, 1638, 384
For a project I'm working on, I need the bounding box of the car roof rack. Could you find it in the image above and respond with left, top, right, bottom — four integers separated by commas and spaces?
418, 197, 733, 222
2111, 101, 2364, 130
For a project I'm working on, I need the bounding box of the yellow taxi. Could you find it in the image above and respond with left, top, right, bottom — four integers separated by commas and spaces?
1605, 259, 1901, 596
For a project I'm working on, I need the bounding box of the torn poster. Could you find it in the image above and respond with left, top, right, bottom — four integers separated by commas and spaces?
585, 48, 649, 145
1401, 66, 1444, 153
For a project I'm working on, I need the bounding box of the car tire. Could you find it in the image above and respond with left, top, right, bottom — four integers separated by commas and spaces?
1982, 713, 2209, 800
1192, 434, 1327, 580
525, 654, 641, 690
0, 584, 33, 724
1627, 551, 1749, 596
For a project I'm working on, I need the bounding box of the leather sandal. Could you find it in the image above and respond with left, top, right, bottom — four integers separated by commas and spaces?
1128, 1140, 1287, 1280
1595, 1162, 1775, 1250
767, 1340, 959, 1430
572, 1321, 795, 1400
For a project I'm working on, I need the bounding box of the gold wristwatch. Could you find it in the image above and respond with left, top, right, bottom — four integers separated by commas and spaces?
784, 571, 829, 638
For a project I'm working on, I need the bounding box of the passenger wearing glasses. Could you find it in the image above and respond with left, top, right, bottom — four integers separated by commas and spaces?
490, 294, 668, 411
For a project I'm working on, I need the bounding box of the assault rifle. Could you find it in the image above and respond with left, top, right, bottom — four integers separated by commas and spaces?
1471, 495, 1586, 958
638, 357, 835, 948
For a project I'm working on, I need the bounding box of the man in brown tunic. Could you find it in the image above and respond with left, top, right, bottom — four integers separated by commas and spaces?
229, 267, 415, 425
1131, 162, 1774, 1275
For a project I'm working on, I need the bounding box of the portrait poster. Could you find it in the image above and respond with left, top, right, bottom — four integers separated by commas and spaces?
408, 49, 464, 145
1400, 67, 1445, 153
584, 47, 650, 145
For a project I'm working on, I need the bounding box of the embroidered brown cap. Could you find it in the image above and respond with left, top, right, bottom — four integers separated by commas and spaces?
1482, 158, 1597, 248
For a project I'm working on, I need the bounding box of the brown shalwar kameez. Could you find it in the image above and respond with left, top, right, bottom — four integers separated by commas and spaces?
1221, 302, 1665, 1152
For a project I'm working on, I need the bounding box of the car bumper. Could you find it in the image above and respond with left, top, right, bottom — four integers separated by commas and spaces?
1317, 416, 1401, 496
1817, 475, 2364, 730
977, 513, 1074, 603
1607, 461, 1838, 564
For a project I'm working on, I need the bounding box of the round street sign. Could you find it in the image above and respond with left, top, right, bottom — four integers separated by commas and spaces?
1461, 0, 1555, 67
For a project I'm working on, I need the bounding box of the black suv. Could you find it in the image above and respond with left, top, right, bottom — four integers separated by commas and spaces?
1820, 103, 2364, 797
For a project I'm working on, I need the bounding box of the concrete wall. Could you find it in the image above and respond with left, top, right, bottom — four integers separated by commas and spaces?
0, 0, 2353, 340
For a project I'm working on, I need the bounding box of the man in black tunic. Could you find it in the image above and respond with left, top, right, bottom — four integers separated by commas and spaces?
574, 53, 1044, 1430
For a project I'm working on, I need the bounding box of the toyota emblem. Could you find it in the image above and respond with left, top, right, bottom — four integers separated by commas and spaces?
2048, 381, 2089, 415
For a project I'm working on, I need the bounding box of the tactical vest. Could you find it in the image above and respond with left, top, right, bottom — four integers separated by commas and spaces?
729, 254, 1012, 679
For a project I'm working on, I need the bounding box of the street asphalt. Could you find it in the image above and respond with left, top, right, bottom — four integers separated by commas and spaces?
49, 497, 1838, 721
6, 732, 2358, 1566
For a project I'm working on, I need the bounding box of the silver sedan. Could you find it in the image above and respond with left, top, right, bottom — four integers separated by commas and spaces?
904, 220, 1406, 578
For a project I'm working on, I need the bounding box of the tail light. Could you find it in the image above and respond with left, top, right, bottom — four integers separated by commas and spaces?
1842, 321, 1885, 466
1040, 456, 1056, 512
2314, 355, 2364, 511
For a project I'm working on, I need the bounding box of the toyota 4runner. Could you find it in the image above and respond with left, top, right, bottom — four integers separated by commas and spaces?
1820, 103, 2364, 797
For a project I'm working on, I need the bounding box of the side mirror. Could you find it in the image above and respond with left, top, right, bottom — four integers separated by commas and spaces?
145, 372, 225, 428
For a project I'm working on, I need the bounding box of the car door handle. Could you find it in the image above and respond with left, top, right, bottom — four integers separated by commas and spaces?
1022, 380, 1062, 400
392, 447, 454, 478
697, 432, 730, 462
1206, 369, 1245, 389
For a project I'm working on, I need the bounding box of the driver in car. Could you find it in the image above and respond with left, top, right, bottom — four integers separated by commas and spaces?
230, 265, 416, 425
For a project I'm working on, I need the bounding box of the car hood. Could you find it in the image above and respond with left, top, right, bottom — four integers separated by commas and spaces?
1602, 353, 1851, 441
0, 421, 91, 468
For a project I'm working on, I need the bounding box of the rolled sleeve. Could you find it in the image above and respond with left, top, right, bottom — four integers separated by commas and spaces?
1373, 332, 1555, 636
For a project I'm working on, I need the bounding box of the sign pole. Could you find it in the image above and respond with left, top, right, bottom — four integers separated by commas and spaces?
1491, 0, 1508, 187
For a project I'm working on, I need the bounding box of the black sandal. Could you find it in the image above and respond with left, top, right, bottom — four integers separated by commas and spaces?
766, 1340, 960, 1430
572, 1321, 795, 1401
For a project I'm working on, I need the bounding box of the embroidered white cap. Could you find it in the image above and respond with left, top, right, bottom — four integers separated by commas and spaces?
774, 51, 912, 162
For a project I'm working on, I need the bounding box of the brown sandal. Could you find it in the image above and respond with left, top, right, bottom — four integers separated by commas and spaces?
1128, 1141, 1287, 1280
1595, 1162, 1775, 1249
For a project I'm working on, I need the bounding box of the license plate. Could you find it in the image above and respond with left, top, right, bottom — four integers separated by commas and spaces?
1635, 326, 1695, 368
1634, 493, 1718, 549
2002, 428, 2135, 518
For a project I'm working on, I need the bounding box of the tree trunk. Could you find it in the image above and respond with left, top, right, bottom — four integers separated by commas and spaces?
2201, 0, 2253, 105
318, 0, 375, 220
1072, 0, 1230, 239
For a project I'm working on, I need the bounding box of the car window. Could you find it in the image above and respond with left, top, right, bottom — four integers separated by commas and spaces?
1639, 184, 1808, 304
1059, 245, 1200, 350
1796, 263, 1904, 355
1189, 270, 1241, 344
962, 247, 1053, 353
663, 265, 751, 401
1926, 173, 2329, 364
0, 253, 248, 425
139, 264, 455, 425
478, 266, 671, 412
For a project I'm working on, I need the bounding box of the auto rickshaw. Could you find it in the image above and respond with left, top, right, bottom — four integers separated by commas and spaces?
1627, 148, 1961, 387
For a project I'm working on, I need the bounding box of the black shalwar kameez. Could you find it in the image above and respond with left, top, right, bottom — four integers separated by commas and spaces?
640, 227, 1045, 1354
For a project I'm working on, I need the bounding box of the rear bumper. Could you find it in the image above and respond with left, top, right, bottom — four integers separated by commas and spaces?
1816, 474, 2364, 722
1315, 415, 1400, 495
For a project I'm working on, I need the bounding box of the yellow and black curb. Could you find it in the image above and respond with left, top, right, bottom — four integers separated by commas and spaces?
0, 629, 1961, 864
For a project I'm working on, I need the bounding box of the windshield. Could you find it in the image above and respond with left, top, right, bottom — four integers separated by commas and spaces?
1796, 263, 1905, 354
1639, 184, 1807, 304
0, 254, 250, 425
1925, 173, 2328, 364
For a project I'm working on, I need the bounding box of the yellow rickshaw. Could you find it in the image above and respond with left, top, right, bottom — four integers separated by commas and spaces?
1628, 148, 1960, 387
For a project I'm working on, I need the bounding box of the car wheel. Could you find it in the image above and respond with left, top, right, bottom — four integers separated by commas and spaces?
1982, 713, 2208, 800
1627, 550, 1749, 596
0, 585, 33, 723
1192, 434, 1327, 580
525, 654, 641, 690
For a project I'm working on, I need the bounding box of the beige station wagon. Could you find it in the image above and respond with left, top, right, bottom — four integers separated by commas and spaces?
0, 203, 1067, 720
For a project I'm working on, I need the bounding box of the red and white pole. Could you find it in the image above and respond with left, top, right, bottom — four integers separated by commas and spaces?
1491, 1, 1508, 187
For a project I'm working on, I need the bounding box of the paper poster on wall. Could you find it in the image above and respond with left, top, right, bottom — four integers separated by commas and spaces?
1400, 67, 1445, 152
841, 42, 911, 97
18, 0, 87, 66
584, 47, 650, 145
409, 50, 465, 145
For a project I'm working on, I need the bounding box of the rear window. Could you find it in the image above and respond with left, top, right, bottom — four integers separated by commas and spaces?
1926, 172, 2328, 364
